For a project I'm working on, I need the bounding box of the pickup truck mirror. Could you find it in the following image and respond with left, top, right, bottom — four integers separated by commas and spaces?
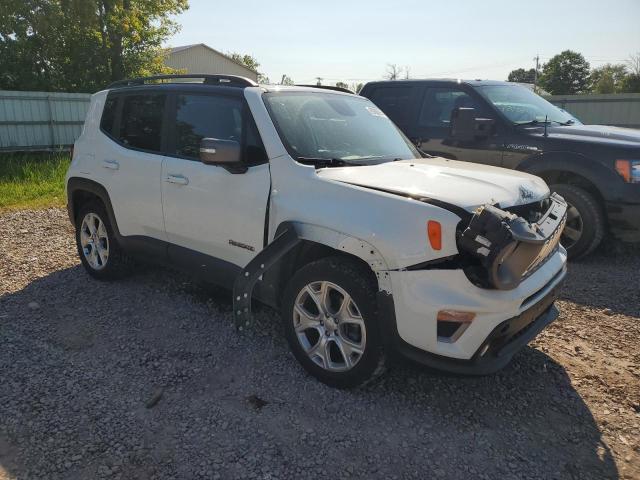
450, 108, 495, 142
199, 138, 246, 173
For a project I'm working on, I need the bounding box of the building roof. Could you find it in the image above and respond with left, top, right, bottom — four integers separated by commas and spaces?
168, 43, 258, 73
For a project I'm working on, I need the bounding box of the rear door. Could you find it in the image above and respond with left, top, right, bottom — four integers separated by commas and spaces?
95, 91, 167, 242
161, 91, 271, 271
412, 85, 503, 166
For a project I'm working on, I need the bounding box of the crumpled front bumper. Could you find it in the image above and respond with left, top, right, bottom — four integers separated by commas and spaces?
379, 246, 567, 374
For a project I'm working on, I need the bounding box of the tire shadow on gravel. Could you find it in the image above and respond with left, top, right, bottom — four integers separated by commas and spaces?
0, 265, 621, 480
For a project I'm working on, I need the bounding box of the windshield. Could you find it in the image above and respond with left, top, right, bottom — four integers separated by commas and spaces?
263, 91, 420, 165
476, 84, 581, 125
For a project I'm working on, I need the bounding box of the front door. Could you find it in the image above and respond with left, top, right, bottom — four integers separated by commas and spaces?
411, 86, 504, 167
161, 92, 271, 270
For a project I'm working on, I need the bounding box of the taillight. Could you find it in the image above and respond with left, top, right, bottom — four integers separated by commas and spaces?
427, 220, 442, 250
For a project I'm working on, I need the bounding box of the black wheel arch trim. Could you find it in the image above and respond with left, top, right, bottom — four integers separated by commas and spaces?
515, 151, 618, 201
66, 177, 121, 236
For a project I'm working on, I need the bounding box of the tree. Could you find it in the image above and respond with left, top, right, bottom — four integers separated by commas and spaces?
384, 64, 403, 81
507, 68, 536, 84
335, 81, 349, 90
0, 0, 188, 92
620, 74, 640, 93
590, 64, 628, 93
279, 74, 294, 85
227, 52, 269, 83
627, 52, 640, 76
353, 83, 364, 93
538, 50, 591, 94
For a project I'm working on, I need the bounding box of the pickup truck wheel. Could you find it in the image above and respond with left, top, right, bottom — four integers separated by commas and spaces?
551, 184, 604, 260
281, 257, 386, 388
75, 202, 130, 280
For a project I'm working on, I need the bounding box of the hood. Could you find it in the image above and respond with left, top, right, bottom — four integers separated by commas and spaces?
316, 158, 549, 212
544, 124, 640, 147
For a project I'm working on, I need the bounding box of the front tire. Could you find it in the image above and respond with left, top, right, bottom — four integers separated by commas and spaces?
75, 201, 130, 280
281, 257, 386, 388
551, 184, 605, 260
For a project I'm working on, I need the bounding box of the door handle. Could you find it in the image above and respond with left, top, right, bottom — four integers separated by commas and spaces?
165, 174, 189, 185
102, 159, 119, 170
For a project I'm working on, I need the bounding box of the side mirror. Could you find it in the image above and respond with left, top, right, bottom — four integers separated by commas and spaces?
199, 138, 246, 173
450, 108, 494, 142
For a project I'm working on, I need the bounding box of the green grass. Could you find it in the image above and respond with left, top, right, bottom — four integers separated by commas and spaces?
0, 152, 70, 211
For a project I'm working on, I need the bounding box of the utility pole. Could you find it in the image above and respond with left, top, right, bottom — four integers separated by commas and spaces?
315, 77, 323, 86
533, 54, 540, 92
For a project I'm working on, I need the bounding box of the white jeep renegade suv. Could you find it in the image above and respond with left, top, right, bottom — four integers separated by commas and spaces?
66, 75, 567, 388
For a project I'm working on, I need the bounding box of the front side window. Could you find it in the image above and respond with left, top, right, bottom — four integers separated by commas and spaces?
476, 84, 580, 125
118, 94, 166, 153
175, 94, 243, 159
418, 88, 478, 128
263, 92, 420, 165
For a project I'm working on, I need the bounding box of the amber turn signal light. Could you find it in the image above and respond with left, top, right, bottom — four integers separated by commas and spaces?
437, 310, 476, 323
427, 220, 442, 250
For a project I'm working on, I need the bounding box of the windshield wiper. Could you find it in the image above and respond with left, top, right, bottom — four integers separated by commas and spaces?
296, 157, 361, 167
515, 118, 575, 128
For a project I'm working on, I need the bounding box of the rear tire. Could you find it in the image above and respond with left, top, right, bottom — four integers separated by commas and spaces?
551, 184, 605, 260
75, 201, 130, 280
281, 256, 386, 389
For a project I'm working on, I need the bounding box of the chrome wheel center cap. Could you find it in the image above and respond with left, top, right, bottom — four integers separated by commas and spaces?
324, 315, 338, 332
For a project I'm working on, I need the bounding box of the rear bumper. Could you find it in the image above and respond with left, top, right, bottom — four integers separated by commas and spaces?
606, 202, 640, 242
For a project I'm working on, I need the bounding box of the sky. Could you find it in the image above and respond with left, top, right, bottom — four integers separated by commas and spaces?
168, 0, 640, 86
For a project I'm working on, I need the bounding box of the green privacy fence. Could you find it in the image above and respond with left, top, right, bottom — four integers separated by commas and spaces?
0, 90, 91, 152
546, 93, 640, 129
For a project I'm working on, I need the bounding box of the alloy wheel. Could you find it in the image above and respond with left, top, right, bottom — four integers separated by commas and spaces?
80, 212, 109, 270
561, 203, 583, 249
293, 281, 366, 372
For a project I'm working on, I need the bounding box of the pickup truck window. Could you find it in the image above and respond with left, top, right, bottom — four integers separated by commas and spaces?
263, 92, 420, 165
418, 88, 478, 128
368, 86, 413, 126
476, 84, 580, 125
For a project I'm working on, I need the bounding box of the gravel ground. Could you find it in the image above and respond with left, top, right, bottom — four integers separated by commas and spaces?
0, 208, 638, 480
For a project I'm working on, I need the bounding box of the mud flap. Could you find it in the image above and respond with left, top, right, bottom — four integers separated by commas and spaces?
232, 225, 301, 330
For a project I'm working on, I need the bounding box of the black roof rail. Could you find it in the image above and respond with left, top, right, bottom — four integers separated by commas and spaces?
107, 74, 258, 89
295, 84, 355, 94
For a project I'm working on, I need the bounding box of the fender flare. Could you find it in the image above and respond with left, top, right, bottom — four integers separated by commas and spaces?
66, 177, 121, 236
232, 222, 393, 329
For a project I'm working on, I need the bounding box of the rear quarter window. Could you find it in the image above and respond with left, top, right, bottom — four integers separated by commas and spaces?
368, 86, 413, 126
100, 95, 119, 138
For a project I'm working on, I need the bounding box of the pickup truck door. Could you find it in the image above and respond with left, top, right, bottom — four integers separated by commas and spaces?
408, 86, 504, 167
161, 92, 271, 271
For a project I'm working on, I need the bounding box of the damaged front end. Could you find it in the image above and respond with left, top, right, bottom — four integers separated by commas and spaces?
457, 192, 567, 290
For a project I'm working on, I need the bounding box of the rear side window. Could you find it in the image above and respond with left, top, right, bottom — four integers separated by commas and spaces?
118, 94, 166, 153
175, 94, 243, 159
100, 95, 119, 138
368, 87, 413, 125
418, 88, 478, 128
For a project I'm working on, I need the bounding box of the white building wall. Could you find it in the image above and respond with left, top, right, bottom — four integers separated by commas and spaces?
165, 45, 258, 82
